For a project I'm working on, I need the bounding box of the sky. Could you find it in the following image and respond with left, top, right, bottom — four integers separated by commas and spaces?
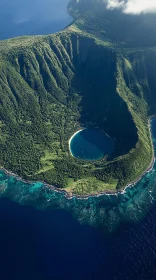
106, 0, 156, 14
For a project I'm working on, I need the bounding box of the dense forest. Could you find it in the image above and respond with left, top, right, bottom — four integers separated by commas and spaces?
0, 0, 155, 195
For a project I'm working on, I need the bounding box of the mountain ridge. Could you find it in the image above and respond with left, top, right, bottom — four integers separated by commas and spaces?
0, 0, 155, 195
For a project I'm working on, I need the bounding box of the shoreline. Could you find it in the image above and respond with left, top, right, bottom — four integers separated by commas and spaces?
68, 128, 85, 157
0, 117, 155, 200
1, 153, 155, 200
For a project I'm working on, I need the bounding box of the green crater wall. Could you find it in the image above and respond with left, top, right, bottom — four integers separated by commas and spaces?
0, 3, 155, 194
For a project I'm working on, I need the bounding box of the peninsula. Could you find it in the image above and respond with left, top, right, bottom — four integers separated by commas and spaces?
0, 0, 156, 195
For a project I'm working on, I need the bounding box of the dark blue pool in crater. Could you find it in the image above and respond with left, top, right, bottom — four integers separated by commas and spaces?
69, 129, 114, 160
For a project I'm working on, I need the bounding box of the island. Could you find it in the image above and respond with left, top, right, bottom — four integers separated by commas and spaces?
0, 0, 156, 196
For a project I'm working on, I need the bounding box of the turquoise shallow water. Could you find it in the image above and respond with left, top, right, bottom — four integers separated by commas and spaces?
70, 129, 114, 160
0, 118, 156, 232
0, 119, 156, 279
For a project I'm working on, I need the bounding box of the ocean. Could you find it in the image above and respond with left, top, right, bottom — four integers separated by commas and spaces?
1, 196, 156, 279
0, 0, 71, 40
1, 1, 156, 279
0, 117, 155, 280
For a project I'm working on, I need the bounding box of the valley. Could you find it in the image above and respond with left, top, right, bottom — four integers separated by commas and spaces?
0, 0, 155, 195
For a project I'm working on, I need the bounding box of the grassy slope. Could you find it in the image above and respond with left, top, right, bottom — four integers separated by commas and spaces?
0, 2, 155, 195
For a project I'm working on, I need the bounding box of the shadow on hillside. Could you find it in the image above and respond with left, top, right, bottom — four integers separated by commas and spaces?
70, 36, 138, 159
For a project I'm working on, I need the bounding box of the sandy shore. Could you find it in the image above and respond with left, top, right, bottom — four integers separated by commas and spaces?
68, 128, 85, 157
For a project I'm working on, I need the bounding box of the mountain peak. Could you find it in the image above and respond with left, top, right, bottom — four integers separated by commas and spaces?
68, 0, 156, 48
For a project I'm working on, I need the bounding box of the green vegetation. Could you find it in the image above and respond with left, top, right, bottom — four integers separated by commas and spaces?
0, 0, 155, 195
64, 177, 117, 195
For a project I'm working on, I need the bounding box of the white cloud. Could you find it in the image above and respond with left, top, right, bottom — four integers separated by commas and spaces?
107, 0, 124, 10
106, 0, 156, 14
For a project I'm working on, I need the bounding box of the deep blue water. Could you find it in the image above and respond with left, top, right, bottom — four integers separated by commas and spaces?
0, 118, 156, 279
1, 1, 156, 278
70, 129, 114, 160
1, 198, 156, 280
0, 0, 71, 40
